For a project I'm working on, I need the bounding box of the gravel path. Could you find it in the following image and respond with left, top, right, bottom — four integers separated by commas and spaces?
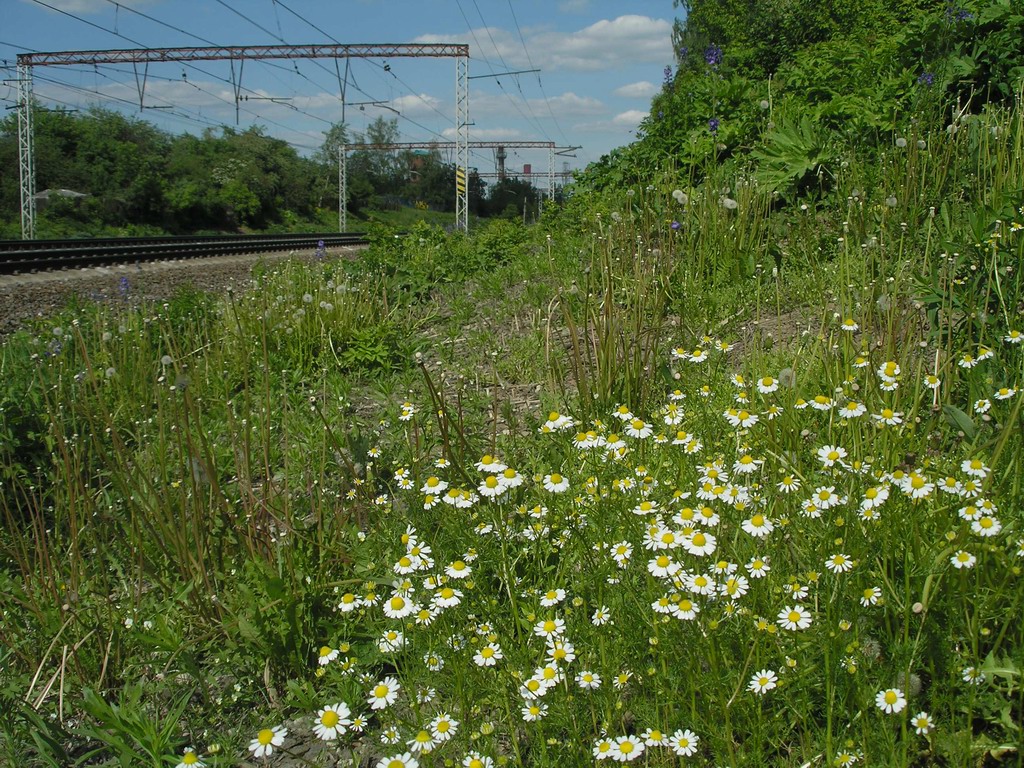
0, 248, 362, 337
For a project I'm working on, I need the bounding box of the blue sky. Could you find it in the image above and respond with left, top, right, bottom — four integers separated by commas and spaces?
2, 0, 679, 176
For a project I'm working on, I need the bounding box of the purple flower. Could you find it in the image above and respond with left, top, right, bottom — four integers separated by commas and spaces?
708, 117, 720, 135
671, 220, 681, 230
704, 44, 722, 68
944, 1, 973, 22
118, 276, 130, 296
917, 72, 934, 86
664, 65, 673, 84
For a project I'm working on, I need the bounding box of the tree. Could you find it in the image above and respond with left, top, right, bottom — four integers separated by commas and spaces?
487, 178, 540, 222
349, 117, 402, 193
311, 122, 349, 209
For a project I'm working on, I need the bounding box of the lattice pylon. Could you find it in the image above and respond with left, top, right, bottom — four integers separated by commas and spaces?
548, 145, 555, 201
338, 145, 347, 233
455, 54, 469, 232
18, 62, 36, 241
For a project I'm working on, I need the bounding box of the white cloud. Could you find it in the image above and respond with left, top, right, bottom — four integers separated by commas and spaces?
22, 0, 154, 12
542, 92, 604, 115
417, 14, 673, 73
441, 126, 525, 141
390, 93, 443, 117
532, 16, 674, 72
469, 90, 603, 120
612, 109, 647, 127
558, 0, 591, 12
573, 109, 648, 134
613, 81, 657, 98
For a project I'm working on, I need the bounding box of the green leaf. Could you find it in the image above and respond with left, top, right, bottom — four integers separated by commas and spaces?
941, 404, 976, 441
981, 651, 1020, 685
264, 576, 286, 601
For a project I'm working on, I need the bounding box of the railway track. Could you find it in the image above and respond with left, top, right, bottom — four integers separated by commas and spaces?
0, 232, 369, 275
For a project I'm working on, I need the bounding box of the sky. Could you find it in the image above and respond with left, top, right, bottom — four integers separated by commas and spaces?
1, 0, 680, 179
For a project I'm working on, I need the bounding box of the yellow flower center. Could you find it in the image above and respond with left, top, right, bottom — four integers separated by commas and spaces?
440, 588, 455, 600
481, 647, 494, 658
390, 596, 405, 610
692, 533, 706, 547
656, 555, 670, 567
549, 473, 562, 484
257, 729, 274, 746
751, 514, 764, 526
182, 753, 199, 766
788, 611, 801, 623
542, 620, 556, 633
620, 741, 634, 754
373, 684, 389, 698
320, 710, 340, 728
884, 691, 898, 705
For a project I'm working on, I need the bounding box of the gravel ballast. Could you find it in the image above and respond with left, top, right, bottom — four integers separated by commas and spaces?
0, 249, 361, 337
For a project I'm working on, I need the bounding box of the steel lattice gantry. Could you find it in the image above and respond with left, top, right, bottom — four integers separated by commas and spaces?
15, 43, 469, 239
338, 141, 576, 232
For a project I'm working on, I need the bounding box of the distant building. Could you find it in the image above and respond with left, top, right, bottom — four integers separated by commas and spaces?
33, 188, 88, 210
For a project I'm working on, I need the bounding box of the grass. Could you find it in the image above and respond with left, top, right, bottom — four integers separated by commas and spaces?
1, 103, 1023, 768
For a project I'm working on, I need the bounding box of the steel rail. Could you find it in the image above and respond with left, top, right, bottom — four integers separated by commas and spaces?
0, 232, 368, 275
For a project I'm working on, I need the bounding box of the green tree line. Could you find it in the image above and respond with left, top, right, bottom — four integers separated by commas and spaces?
0, 110, 541, 237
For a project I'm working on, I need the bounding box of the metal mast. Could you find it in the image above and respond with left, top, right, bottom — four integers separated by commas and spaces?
17, 62, 36, 241
338, 145, 347, 234
455, 55, 469, 232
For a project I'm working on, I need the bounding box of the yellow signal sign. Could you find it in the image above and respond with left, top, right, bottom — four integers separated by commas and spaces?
456, 167, 466, 194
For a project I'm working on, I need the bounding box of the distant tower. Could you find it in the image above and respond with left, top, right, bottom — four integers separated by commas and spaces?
496, 145, 507, 181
